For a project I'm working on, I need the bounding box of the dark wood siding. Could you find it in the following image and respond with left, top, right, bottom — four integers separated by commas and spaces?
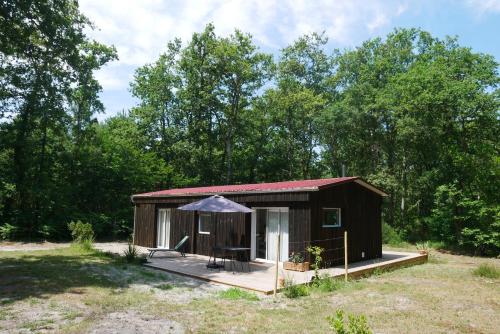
133, 191, 309, 204
310, 182, 382, 265
195, 212, 250, 256
169, 208, 195, 253
288, 206, 311, 261
133, 203, 156, 247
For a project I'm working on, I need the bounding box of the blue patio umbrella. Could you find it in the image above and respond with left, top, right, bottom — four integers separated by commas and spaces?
178, 195, 252, 269
178, 195, 253, 213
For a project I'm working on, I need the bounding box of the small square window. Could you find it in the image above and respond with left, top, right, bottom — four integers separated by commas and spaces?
198, 213, 211, 234
323, 208, 341, 227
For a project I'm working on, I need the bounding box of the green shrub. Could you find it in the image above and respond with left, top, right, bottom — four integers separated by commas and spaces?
311, 274, 346, 293
80, 238, 94, 251
218, 288, 259, 301
327, 309, 372, 334
0, 223, 18, 240
429, 184, 500, 256
473, 263, 499, 279
283, 278, 309, 298
382, 222, 403, 245
123, 241, 138, 263
307, 245, 325, 280
416, 241, 430, 253
157, 283, 174, 290
68, 220, 94, 244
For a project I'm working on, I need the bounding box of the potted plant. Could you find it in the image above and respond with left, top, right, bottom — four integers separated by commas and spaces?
283, 252, 310, 272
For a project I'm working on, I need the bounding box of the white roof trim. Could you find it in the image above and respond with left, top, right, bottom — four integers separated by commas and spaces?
354, 179, 388, 197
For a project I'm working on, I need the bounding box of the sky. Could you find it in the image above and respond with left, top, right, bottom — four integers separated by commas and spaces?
78, 0, 500, 120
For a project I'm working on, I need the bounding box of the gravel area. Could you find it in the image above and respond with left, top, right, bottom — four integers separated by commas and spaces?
0, 241, 70, 251
0, 241, 148, 255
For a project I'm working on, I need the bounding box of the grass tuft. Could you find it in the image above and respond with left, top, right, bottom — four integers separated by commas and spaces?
473, 263, 500, 279
157, 283, 174, 290
218, 288, 259, 301
283, 282, 310, 298
310, 275, 348, 293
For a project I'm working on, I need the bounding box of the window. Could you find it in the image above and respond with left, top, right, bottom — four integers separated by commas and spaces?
322, 208, 341, 227
198, 213, 211, 234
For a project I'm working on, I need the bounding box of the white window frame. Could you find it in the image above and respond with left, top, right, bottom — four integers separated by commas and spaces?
322, 208, 341, 228
198, 213, 211, 234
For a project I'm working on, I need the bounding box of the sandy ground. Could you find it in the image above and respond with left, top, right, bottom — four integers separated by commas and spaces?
0, 241, 148, 255
0, 241, 70, 251
0, 242, 228, 333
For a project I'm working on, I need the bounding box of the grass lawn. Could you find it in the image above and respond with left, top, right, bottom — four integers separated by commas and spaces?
0, 245, 498, 333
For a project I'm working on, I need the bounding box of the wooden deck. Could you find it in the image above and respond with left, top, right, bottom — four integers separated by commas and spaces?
144, 251, 427, 295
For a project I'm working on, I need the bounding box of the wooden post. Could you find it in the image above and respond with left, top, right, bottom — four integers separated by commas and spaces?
344, 231, 348, 282
274, 233, 281, 296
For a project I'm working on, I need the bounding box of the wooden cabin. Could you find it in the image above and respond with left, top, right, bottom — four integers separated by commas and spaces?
131, 177, 387, 266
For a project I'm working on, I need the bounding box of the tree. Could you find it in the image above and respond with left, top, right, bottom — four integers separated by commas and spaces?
0, 0, 117, 237
322, 28, 499, 245
263, 33, 331, 179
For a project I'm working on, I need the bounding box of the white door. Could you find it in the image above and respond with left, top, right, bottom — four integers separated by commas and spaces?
157, 209, 171, 248
251, 207, 288, 262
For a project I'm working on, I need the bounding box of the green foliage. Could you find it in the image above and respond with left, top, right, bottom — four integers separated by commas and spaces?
289, 252, 305, 264
157, 283, 174, 291
310, 274, 346, 293
123, 240, 139, 263
415, 241, 430, 253
80, 238, 94, 252
0, 223, 18, 240
307, 245, 325, 280
283, 282, 310, 299
0, 12, 498, 257
429, 184, 500, 255
472, 263, 500, 279
327, 309, 372, 334
218, 288, 259, 301
382, 222, 403, 245
68, 221, 94, 244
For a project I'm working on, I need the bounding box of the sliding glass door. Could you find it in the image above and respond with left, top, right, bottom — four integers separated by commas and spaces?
157, 209, 171, 248
251, 208, 288, 262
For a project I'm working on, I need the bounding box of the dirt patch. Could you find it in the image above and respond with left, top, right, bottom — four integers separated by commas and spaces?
93, 242, 149, 256
0, 242, 70, 252
89, 310, 184, 334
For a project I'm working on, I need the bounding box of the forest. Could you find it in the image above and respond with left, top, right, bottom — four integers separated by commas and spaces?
0, 1, 498, 255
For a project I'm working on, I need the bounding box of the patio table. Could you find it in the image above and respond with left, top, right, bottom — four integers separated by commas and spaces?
222, 247, 251, 273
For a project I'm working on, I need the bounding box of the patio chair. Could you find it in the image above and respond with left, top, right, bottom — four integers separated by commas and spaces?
147, 236, 189, 258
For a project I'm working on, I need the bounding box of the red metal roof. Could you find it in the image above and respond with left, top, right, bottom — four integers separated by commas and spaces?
133, 177, 363, 198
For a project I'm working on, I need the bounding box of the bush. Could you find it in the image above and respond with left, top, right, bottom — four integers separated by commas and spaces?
80, 238, 94, 251
307, 245, 325, 280
218, 288, 259, 301
157, 283, 174, 290
311, 274, 346, 293
382, 222, 403, 245
283, 278, 309, 298
68, 220, 94, 244
416, 241, 430, 253
429, 184, 500, 256
327, 309, 372, 334
473, 263, 499, 279
0, 223, 18, 240
123, 241, 139, 263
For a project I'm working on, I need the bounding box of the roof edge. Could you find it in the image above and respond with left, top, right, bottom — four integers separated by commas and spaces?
131, 187, 319, 201
353, 179, 388, 197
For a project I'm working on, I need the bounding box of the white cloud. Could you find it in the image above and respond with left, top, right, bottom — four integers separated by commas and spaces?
466, 0, 500, 14
79, 0, 409, 114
